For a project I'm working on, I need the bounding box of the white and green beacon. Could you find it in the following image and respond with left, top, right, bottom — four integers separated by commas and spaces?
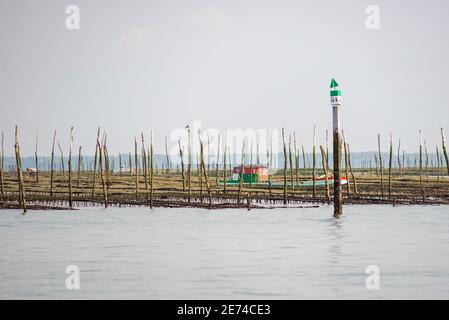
330, 78, 341, 106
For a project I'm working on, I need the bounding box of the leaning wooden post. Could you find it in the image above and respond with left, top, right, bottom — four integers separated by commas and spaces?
282, 128, 287, 205
68, 127, 74, 208
178, 139, 185, 192
347, 144, 358, 194
91, 127, 100, 196
150, 130, 154, 209
118, 152, 122, 177
58, 142, 65, 176
312, 125, 317, 198
388, 133, 393, 199
35, 131, 39, 183
141, 133, 148, 190
128, 152, 132, 177
0, 131, 4, 197
14, 126, 26, 213
50, 130, 57, 198
200, 138, 212, 209
77, 146, 82, 188
441, 128, 449, 176
223, 135, 227, 193
215, 133, 220, 186
294, 132, 299, 188
288, 134, 294, 189
330, 78, 342, 216
187, 127, 192, 202
378, 134, 384, 196
397, 139, 402, 176
419, 130, 425, 200
134, 137, 139, 199
97, 139, 108, 208
237, 139, 245, 204
165, 137, 170, 174
436, 146, 440, 190
343, 132, 351, 197
301, 145, 306, 179
320, 145, 330, 204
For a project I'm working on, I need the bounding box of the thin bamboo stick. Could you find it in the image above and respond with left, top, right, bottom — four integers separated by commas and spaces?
68, 127, 74, 208
378, 134, 384, 196
97, 139, 108, 208
282, 128, 287, 205
237, 138, 245, 204
14, 126, 26, 213
134, 137, 139, 199
388, 133, 393, 199
91, 127, 100, 196
150, 130, 154, 208
178, 139, 185, 192
50, 130, 56, 197
77, 146, 82, 188
441, 128, 449, 176
35, 131, 39, 182
215, 133, 220, 186
288, 134, 294, 189
312, 126, 316, 198
419, 130, 425, 200
320, 145, 330, 204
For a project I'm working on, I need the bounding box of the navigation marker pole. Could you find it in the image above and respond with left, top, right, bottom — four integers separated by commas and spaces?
330, 78, 343, 216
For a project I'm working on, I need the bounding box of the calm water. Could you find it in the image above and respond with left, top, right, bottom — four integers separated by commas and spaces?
0, 205, 448, 299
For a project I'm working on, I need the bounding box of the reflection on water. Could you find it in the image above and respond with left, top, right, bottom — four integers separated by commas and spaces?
0, 205, 449, 299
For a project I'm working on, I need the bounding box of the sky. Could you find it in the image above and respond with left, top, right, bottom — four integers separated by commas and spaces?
1, 0, 448, 157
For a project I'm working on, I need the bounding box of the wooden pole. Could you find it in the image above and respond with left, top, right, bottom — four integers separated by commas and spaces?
397, 139, 402, 176
200, 137, 212, 209
215, 133, 220, 186
330, 79, 342, 216
441, 128, 449, 176
436, 146, 440, 190
187, 128, 192, 202
35, 131, 39, 182
294, 132, 299, 188
378, 134, 384, 196
50, 130, 56, 198
223, 135, 227, 193
282, 128, 287, 205
91, 127, 100, 196
388, 133, 393, 199
178, 139, 185, 192
68, 127, 74, 208
343, 133, 350, 197
419, 130, 425, 200
249, 139, 253, 188
97, 139, 108, 208
150, 130, 154, 209
58, 142, 65, 176
76, 146, 82, 188
119, 152, 122, 177
288, 134, 294, 189
141, 133, 148, 190
237, 139, 245, 204
134, 137, 139, 199
320, 145, 330, 204
165, 137, 170, 174
302, 145, 306, 179
14, 126, 26, 213
129, 152, 133, 177
312, 125, 316, 198
347, 144, 357, 194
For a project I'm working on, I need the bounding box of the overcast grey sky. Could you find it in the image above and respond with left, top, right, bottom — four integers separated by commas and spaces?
1, 0, 448, 156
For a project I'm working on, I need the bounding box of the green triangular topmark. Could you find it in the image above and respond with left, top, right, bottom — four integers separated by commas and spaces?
330, 78, 339, 88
